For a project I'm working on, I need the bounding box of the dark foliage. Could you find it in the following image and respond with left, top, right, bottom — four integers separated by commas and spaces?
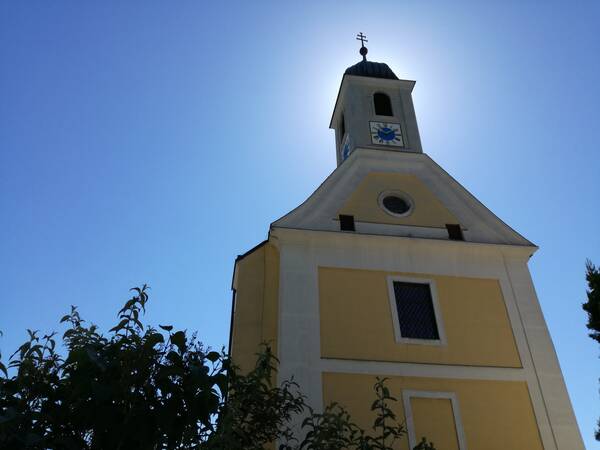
583, 260, 600, 344
581, 260, 600, 441
0, 286, 434, 450
205, 348, 304, 450
0, 286, 226, 449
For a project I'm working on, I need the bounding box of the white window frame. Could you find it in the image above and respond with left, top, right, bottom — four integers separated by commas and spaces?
386, 275, 447, 346
402, 390, 468, 450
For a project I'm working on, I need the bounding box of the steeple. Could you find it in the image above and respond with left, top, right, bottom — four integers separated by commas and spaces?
356, 32, 368, 61
330, 35, 423, 166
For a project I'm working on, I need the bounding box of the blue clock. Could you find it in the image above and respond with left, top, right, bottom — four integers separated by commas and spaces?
341, 134, 353, 160
370, 121, 404, 147
342, 142, 351, 160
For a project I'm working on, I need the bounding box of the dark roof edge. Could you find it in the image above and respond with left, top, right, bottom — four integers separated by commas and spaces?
230, 239, 268, 292
234, 239, 269, 264
344, 60, 399, 80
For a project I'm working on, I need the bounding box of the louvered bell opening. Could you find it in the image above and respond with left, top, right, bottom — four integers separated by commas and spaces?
339, 214, 355, 232
393, 281, 439, 340
446, 224, 464, 241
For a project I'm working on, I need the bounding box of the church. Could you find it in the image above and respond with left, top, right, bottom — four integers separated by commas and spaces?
228, 36, 584, 450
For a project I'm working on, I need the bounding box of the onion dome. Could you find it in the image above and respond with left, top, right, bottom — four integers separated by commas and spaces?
344, 60, 399, 80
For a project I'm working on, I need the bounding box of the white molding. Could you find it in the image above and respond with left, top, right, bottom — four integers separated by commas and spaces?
355, 221, 450, 240
502, 256, 585, 449
320, 358, 527, 381
386, 275, 447, 346
271, 226, 536, 259
402, 390, 467, 450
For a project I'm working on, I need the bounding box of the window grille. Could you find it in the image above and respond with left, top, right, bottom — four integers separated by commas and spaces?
393, 281, 440, 340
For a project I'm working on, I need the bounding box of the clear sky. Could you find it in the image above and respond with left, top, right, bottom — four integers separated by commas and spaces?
1, 1, 599, 447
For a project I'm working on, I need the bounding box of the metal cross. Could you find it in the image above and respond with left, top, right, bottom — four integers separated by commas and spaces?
356, 32, 368, 47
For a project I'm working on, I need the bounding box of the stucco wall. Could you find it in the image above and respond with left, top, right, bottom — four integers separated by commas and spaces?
411, 397, 460, 450
337, 172, 458, 227
322, 372, 544, 450
319, 266, 521, 367
230, 243, 279, 374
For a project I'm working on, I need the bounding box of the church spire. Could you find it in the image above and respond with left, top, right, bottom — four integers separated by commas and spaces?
356, 32, 368, 62
330, 39, 423, 165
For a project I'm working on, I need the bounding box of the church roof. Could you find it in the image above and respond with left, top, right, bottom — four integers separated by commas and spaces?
271, 148, 535, 248
344, 60, 399, 80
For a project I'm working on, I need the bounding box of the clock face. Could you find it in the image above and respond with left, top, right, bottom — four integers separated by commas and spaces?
370, 121, 404, 147
342, 142, 351, 160
341, 134, 352, 160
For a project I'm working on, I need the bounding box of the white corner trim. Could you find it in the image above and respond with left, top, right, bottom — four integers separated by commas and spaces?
386, 275, 447, 346
402, 390, 467, 450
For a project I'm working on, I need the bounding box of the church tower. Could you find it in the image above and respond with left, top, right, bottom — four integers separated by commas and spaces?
229, 36, 584, 450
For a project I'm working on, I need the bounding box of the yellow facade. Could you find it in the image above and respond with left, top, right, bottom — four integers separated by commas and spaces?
319, 266, 521, 367
337, 173, 459, 227
322, 372, 544, 450
411, 397, 459, 450
230, 242, 279, 374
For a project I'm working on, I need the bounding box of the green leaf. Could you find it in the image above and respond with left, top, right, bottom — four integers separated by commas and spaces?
109, 318, 129, 333
11, 341, 30, 359
206, 351, 220, 363
171, 331, 186, 352
27, 329, 39, 341
0, 407, 16, 424
63, 329, 76, 339
166, 350, 182, 365
118, 298, 137, 315
159, 324, 173, 332
85, 347, 106, 370
145, 332, 164, 348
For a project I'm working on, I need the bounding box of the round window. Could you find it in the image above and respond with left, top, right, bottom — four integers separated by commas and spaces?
379, 191, 413, 217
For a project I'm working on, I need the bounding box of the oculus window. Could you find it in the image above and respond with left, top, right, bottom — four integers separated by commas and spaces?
392, 281, 440, 340
378, 191, 413, 217
383, 195, 410, 215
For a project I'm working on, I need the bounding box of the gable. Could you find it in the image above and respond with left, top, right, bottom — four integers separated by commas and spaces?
272, 148, 533, 247
338, 172, 458, 228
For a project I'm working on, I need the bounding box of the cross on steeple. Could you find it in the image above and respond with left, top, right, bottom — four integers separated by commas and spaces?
356, 32, 368, 47
356, 32, 368, 61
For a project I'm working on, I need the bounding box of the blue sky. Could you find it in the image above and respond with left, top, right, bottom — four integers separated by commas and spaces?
1, 1, 599, 447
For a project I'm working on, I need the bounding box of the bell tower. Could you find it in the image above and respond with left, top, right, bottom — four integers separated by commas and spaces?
230, 35, 585, 450
330, 33, 423, 166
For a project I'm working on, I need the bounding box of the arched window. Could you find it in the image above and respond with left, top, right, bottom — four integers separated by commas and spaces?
373, 93, 393, 116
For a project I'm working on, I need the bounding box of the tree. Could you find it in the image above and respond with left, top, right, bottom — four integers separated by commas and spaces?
205, 348, 305, 450
583, 260, 600, 344
298, 378, 435, 450
0, 286, 434, 449
0, 286, 227, 449
582, 259, 600, 441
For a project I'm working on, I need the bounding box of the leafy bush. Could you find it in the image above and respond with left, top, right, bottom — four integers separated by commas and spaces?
0, 286, 434, 450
